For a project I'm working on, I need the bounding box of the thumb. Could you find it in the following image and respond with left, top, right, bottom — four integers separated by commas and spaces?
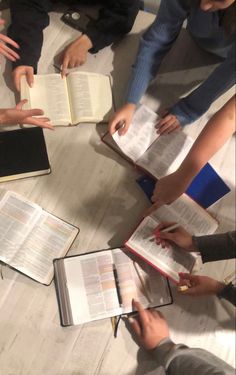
15, 99, 28, 110
26, 69, 34, 88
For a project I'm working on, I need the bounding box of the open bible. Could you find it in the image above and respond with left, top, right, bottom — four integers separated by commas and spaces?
0, 190, 79, 284
54, 248, 172, 326
20, 72, 114, 126
125, 194, 218, 284
103, 104, 229, 207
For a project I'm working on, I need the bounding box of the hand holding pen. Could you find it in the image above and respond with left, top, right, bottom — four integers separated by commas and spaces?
150, 222, 195, 251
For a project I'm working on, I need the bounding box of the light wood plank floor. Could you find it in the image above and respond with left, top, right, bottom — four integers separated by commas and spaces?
0, 8, 235, 375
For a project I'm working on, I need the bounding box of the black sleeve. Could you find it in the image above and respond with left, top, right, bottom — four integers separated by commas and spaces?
8, 0, 52, 71
86, 0, 139, 53
192, 231, 236, 263
218, 283, 236, 306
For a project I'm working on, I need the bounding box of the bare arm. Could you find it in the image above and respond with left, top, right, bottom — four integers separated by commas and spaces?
147, 95, 236, 214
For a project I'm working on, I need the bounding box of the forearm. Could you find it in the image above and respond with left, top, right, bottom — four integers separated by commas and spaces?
152, 338, 235, 375
8, 0, 51, 70
170, 45, 236, 125
126, 0, 187, 104
176, 95, 236, 181
192, 231, 236, 262
86, 0, 139, 53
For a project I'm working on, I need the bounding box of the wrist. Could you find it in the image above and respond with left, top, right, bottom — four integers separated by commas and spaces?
0, 109, 6, 124
77, 34, 93, 50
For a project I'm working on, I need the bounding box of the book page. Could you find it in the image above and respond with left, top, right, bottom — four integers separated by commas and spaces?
64, 251, 122, 325
21, 75, 71, 126
112, 248, 171, 314
151, 194, 218, 235
126, 216, 196, 283
67, 72, 113, 124
112, 105, 159, 162
10, 212, 78, 284
0, 191, 41, 264
137, 130, 193, 178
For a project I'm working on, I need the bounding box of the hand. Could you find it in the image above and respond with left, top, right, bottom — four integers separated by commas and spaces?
128, 300, 169, 350
109, 103, 136, 136
61, 35, 93, 77
150, 222, 194, 251
0, 19, 20, 62
12, 65, 34, 92
144, 172, 190, 216
178, 273, 225, 296
156, 112, 181, 135
0, 99, 53, 129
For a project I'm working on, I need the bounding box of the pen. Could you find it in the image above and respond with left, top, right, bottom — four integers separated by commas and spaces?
115, 120, 125, 131
146, 223, 180, 241
113, 265, 122, 306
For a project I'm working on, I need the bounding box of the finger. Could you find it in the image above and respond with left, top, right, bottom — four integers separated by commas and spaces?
156, 114, 174, 128
0, 47, 17, 61
132, 299, 150, 327
128, 317, 142, 337
15, 99, 28, 110
0, 43, 20, 59
0, 33, 20, 49
61, 56, 69, 78
109, 118, 121, 135
178, 273, 195, 281
28, 119, 54, 130
144, 201, 162, 217
26, 69, 34, 88
159, 122, 180, 135
13, 69, 23, 92
18, 108, 44, 119
118, 123, 129, 136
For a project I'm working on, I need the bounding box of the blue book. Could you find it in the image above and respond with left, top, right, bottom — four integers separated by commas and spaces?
136, 163, 230, 209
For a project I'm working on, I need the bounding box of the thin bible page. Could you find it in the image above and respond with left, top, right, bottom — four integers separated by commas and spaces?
137, 130, 193, 178
67, 72, 113, 124
23, 74, 71, 126
112, 105, 159, 162
126, 216, 196, 283
11, 212, 78, 284
64, 251, 122, 325
151, 194, 218, 235
0, 192, 41, 264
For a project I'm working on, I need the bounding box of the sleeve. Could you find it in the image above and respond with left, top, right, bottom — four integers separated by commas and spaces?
8, 0, 52, 71
192, 231, 236, 263
170, 43, 236, 125
85, 0, 139, 53
152, 338, 235, 375
218, 283, 236, 306
126, 0, 188, 104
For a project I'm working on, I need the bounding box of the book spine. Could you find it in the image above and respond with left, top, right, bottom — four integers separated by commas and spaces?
54, 259, 73, 326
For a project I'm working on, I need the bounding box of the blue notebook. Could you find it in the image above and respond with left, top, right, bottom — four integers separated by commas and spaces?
136, 163, 230, 209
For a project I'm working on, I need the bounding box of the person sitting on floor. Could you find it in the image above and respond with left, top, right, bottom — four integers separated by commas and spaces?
129, 299, 235, 374
154, 223, 236, 306
0, 18, 52, 128
8, 0, 139, 91
145, 95, 235, 214
109, 0, 236, 136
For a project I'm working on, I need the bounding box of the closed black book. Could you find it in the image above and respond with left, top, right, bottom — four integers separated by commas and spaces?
0, 127, 51, 182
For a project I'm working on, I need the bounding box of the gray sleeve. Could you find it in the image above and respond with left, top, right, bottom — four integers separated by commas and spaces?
152, 338, 235, 375
192, 231, 236, 263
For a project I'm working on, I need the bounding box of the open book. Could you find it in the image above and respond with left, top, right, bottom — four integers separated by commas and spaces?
103, 104, 230, 207
54, 248, 172, 326
0, 190, 79, 284
125, 194, 218, 284
21, 72, 114, 126
103, 104, 194, 178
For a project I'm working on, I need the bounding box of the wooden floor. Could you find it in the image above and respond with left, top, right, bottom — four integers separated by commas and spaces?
0, 8, 235, 375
